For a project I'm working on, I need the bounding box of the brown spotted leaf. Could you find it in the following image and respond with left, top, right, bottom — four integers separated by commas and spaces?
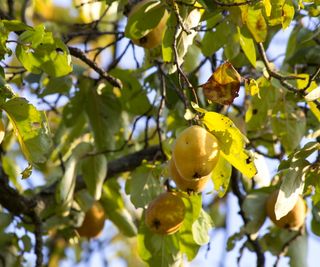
202, 62, 241, 105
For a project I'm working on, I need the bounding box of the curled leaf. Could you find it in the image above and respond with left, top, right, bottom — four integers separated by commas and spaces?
202, 62, 241, 105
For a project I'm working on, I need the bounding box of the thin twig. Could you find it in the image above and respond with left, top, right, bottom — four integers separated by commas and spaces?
157, 66, 167, 159
107, 41, 131, 71
301, 66, 320, 92
172, 18, 199, 105
68, 46, 122, 88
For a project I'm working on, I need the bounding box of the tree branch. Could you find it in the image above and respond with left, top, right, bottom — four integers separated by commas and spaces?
68, 46, 123, 88
257, 42, 320, 110
231, 168, 265, 267
213, 0, 260, 6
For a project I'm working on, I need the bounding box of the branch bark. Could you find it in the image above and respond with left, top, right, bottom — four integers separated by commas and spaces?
68, 46, 123, 88
230, 168, 265, 267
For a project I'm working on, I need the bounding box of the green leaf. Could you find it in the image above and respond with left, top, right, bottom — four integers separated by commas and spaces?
16, 25, 72, 77
194, 106, 257, 178
138, 214, 182, 267
0, 21, 10, 60
110, 69, 151, 115
276, 165, 308, 220
125, 1, 166, 39
282, 0, 295, 29
56, 142, 92, 215
101, 180, 138, 237
243, 192, 268, 234
2, 20, 32, 31
211, 155, 232, 197
81, 153, 107, 200
202, 20, 230, 57
83, 81, 122, 150
20, 235, 32, 252
192, 209, 214, 245
287, 233, 308, 267
179, 194, 202, 260
129, 164, 164, 209
0, 213, 12, 229
245, 77, 279, 131
40, 76, 72, 96
227, 229, 245, 251
260, 227, 303, 255
1, 155, 23, 192
237, 26, 256, 67
162, 13, 176, 63
271, 101, 306, 153
1, 97, 52, 164
246, 6, 267, 42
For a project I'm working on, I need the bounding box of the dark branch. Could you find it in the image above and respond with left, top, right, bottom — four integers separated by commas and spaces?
68, 46, 123, 88
231, 168, 265, 267
213, 0, 259, 6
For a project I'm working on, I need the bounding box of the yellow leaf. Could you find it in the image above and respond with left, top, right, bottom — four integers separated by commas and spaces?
245, 78, 260, 98
246, 7, 267, 42
309, 102, 320, 122
263, 0, 272, 16
198, 110, 257, 178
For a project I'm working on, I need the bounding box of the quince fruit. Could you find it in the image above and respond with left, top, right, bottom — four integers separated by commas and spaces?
168, 159, 210, 193
266, 190, 306, 229
76, 201, 106, 238
172, 125, 219, 179
145, 192, 185, 235
128, 0, 169, 49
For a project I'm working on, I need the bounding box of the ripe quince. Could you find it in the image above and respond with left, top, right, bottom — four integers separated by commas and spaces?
168, 159, 210, 193
128, 0, 169, 49
76, 201, 106, 238
266, 190, 306, 229
172, 125, 219, 179
145, 192, 185, 235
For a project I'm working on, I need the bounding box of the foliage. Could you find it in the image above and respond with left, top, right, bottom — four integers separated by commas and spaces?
0, 0, 319, 266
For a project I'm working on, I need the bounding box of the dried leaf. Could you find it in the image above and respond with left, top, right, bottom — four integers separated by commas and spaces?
202, 62, 241, 105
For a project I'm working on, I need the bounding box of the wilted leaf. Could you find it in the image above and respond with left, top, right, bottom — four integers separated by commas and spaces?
1, 97, 52, 164
202, 62, 241, 105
